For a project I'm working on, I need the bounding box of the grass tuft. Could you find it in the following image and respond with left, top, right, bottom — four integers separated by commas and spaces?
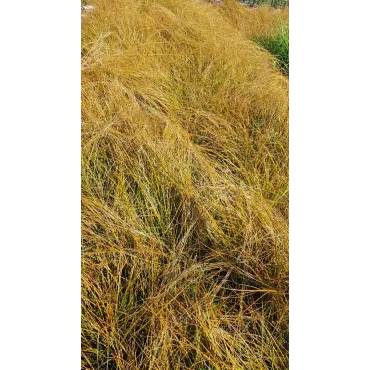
255, 23, 289, 75
81, 1, 289, 369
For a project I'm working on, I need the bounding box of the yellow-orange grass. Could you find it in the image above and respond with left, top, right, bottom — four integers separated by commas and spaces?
82, 1, 288, 369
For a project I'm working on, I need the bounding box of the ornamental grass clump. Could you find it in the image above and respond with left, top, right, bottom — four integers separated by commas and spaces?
81, 1, 289, 369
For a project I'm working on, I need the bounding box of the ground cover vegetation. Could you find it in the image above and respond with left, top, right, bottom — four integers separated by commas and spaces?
81, 0, 289, 369
255, 24, 289, 75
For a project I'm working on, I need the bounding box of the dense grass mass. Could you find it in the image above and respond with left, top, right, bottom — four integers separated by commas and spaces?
255, 24, 289, 75
81, 0, 289, 369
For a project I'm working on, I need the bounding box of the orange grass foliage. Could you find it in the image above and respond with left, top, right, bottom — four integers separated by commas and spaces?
81, 0, 288, 369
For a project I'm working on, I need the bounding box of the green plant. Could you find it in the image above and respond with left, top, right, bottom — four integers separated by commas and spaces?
255, 24, 289, 75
